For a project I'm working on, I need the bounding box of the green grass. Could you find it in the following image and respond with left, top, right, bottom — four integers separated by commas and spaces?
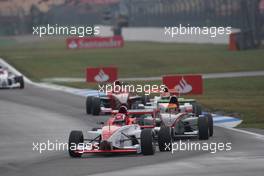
193, 76, 264, 129
0, 38, 16, 47
0, 38, 264, 81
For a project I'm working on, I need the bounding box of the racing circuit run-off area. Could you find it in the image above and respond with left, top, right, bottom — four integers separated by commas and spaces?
1, 0, 264, 176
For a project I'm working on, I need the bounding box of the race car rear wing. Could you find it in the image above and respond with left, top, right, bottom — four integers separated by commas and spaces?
111, 109, 157, 115
111, 109, 157, 128
144, 88, 181, 96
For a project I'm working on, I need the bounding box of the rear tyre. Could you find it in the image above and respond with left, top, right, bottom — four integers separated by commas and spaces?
68, 130, 84, 158
142, 95, 150, 105
141, 129, 155, 155
193, 102, 202, 116
198, 116, 209, 140
17, 76, 24, 89
207, 114, 214, 137
91, 97, 101, 116
86, 96, 93, 114
158, 126, 172, 151
131, 101, 142, 109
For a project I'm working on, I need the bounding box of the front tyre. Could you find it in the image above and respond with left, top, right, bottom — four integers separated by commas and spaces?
198, 116, 209, 140
158, 126, 172, 151
91, 97, 101, 115
141, 129, 155, 155
207, 114, 214, 137
86, 96, 93, 114
68, 130, 84, 158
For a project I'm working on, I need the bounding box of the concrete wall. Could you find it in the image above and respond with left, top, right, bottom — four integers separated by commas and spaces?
98, 25, 240, 44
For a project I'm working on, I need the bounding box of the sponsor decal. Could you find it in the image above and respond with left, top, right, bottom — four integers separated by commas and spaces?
163, 75, 203, 94
175, 77, 192, 94
68, 40, 78, 49
66, 36, 124, 49
94, 69, 110, 82
86, 67, 117, 83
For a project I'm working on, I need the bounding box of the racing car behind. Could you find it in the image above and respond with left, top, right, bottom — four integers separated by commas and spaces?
86, 81, 149, 115
156, 96, 213, 151
0, 66, 24, 89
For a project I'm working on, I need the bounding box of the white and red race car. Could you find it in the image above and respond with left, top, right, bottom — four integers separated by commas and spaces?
156, 96, 213, 148
0, 66, 24, 89
69, 107, 158, 157
86, 81, 149, 115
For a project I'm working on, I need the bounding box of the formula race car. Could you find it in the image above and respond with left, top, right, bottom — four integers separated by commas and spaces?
69, 106, 157, 157
156, 96, 213, 151
145, 87, 203, 116
0, 66, 24, 89
156, 97, 202, 116
86, 81, 149, 115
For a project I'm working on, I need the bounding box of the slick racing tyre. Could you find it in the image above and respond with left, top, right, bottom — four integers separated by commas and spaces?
68, 131, 84, 158
86, 96, 93, 114
198, 116, 209, 140
19, 77, 24, 89
207, 114, 214, 137
91, 97, 101, 116
192, 102, 202, 116
141, 129, 155, 155
16, 76, 24, 89
158, 126, 172, 151
142, 95, 150, 105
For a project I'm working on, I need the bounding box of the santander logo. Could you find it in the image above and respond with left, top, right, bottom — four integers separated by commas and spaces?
94, 69, 110, 82
174, 77, 192, 94
68, 41, 78, 49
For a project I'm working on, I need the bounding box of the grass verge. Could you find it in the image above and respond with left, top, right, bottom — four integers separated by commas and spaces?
0, 38, 264, 81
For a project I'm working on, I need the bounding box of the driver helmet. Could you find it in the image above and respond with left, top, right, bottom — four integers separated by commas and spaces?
114, 113, 126, 125
167, 96, 179, 113
161, 86, 170, 99
118, 105, 128, 114
114, 80, 122, 86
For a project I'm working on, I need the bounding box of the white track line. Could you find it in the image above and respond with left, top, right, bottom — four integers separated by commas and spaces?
223, 127, 264, 140
0, 58, 32, 83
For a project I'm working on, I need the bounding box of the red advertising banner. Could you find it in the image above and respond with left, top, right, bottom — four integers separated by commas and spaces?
162, 75, 203, 95
66, 36, 124, 49
86, 67, 118, 83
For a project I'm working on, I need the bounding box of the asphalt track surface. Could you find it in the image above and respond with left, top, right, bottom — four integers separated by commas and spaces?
0, 84, 264, 176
